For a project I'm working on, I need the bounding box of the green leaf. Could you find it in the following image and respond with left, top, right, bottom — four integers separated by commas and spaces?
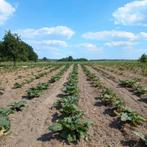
49, 123, 63, 132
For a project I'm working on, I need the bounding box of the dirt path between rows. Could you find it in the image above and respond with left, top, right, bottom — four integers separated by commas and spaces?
0, 66, 45, 90
0, 66, 72, 147
97, 65, 147, 83
96, 65, 147, 88
36, 65, 144, 147
76, 65, 129, 147
87, 66, 147, 118
0, 67, 62, 108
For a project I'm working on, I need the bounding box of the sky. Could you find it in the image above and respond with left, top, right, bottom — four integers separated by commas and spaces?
0, 0, 147, 59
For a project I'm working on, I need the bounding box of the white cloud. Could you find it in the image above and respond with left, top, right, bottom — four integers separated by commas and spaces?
0, 0, 15, 25
17, 26, 75, 39
28, 40, 68, 48
82, 30, 138, 41
105, 41, 134, 47
113, 0, 147, 26
140, 32, 147, 39
78, 43, 102, 52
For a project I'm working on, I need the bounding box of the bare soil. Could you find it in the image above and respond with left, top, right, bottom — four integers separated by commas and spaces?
0, 66, 52, 92
97, 65, 147, 87
0, 64, 146, 147
0, 66, 72, 147
0, 67, 61, 108
87, 66, 147, 118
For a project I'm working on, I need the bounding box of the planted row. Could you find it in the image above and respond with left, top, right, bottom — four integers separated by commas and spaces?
82, 65, 147, 146
119, 79, 147, 96
26, 64, 70, 99
90, 65, 147, 97
49, 64, 91, 144
13, 65, 60, 89
0, 100, 26, 137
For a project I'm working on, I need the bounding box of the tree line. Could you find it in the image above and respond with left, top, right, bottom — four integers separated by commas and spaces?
57, 56, 88, 62
0, 31, 38, 66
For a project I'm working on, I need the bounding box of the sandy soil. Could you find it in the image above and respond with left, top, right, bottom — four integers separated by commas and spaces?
87, 66, 147, 118
0, 66, 72, 147
0, 66, 61, 108
0, 64, 146, 147
0, 66, 53, 92
96, 65, 147, 87
77, 66, 127, 147
37, 66, 134, 147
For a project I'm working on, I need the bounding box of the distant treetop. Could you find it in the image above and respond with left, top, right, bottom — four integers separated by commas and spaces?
0, 30, 38, 66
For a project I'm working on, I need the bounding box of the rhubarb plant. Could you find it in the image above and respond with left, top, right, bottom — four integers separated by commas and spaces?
0, 114, 10, 137
49, 114, 91, 143
133, 131, 147, 145
117, 108, 146, 126
8, 100, 26, 112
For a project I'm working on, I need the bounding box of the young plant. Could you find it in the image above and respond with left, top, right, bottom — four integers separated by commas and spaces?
49, 114, 91, 143
0, 114, 10, 137
117, 108, 146, 126
63, 83, 79, 96
0, 108, 13, 116
54, 96, 78, 110
112, 99, 125, 114
13, 82, 22, 88
133, 131, 147, 145
119, 79, 137, 88
133, 84, 147, 96
27, 87, 41, 98
37, 83, 49, 90
49, 75, 60, 83
8, 100, 26, 112
99, 88, 118, 106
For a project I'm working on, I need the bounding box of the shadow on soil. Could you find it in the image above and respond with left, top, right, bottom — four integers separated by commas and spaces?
22, 95, 35, 100
37, 132, 57, 142
138, 98, 147, 104
103, 108, 117, 117
94, 101, 104, 107
57, 93, 65, 98
121, 139, 146, 147
37, 132, 77, 145
109, 118, 123, 130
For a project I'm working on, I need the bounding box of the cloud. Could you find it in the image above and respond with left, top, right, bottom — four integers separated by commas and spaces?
140, 32, 147, 39
17, 26, 75, 39
28, 40, 68, 48
78, 43, 102, 52
82, 30, 138, 41
0, 0, 15, 25
113, 0, 147, 26
105, 41, 135, 47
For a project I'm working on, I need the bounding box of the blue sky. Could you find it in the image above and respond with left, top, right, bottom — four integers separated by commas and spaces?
0, 0, 147, 59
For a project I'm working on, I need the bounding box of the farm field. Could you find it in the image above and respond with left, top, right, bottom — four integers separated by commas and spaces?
1, 0, 147, 146
0, 62, 147, 147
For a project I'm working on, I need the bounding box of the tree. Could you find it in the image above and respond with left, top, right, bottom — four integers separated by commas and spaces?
27, 46, 38, 62
68, 56, 73, 61
2, 31, 21, 66
42, 57, 48, 61
0, 41, 4, 61
139, 54, 147, 63
0, 31, 38, 65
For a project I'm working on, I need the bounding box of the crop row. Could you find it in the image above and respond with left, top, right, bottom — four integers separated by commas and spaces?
119, 79, 147, 96
13, 65, 61, 89
90, 65, 147, 97
49, 64, 91, 144
26, 64, 70, 99
0, 64, 70, 137
0, 100, 26, 137
81, 65, 147, 146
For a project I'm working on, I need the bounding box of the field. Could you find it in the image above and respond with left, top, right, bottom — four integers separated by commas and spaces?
0, 61, 147, 147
